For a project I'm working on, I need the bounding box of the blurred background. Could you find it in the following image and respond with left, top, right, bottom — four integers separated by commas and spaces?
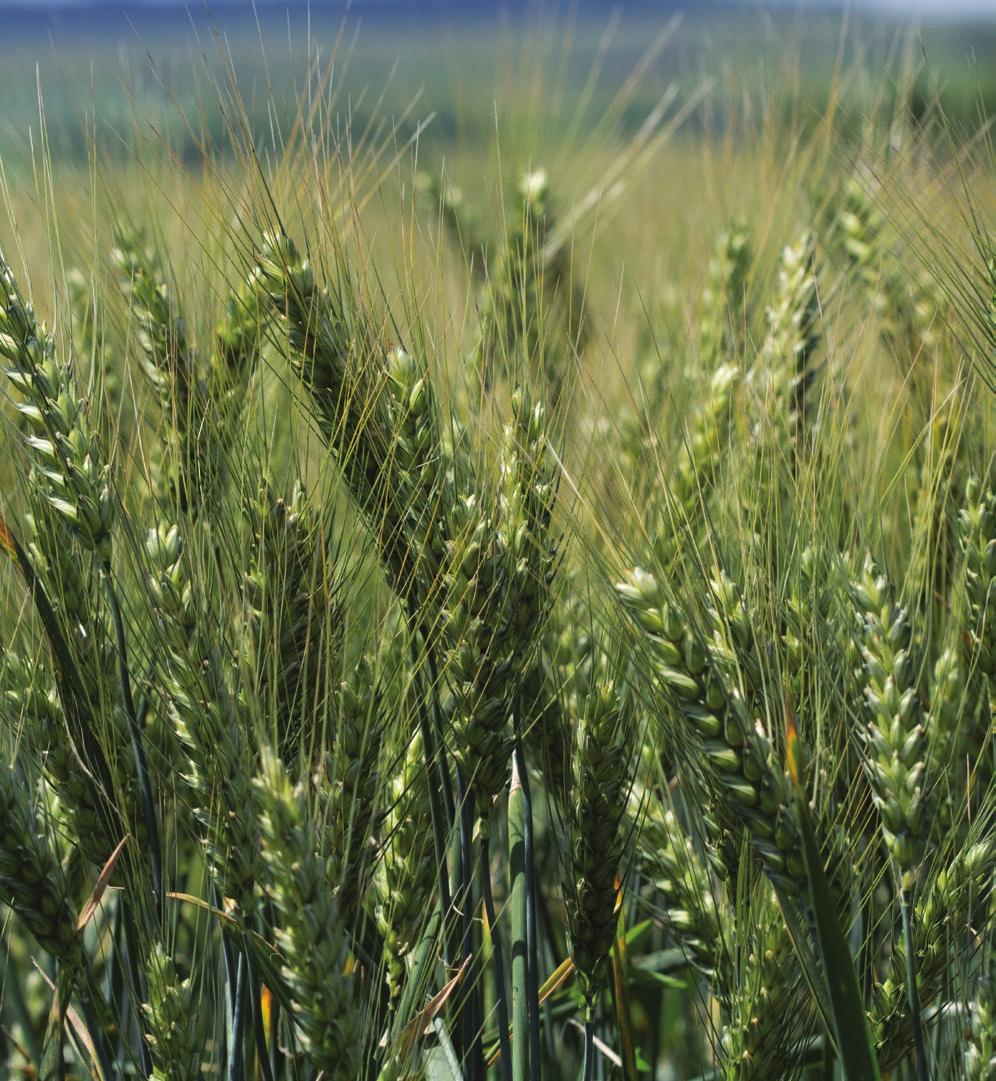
0, 1, 992, 173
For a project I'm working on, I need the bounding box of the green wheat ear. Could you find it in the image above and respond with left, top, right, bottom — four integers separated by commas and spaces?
147, 522, 261, 913
479, 167, 588, 406
563, 647, 636, 1016
616, 567, 809, 896
375, 729, 437, 1001
698, 218, 751, 366
246, 479, 342, 763
755, 229, 822, 454
143, 942, 200, 1081
631, 784, 724, 978
325, 650, 387, 928
253, 232, 451, 607
964, 988, 995, 1080
873, 834, 995, 1065
960, 474, 996, 684
255, 744, 362, 1078
2, 650, 119, 869
112, 227, 210, 513
1, 250, 113, 561
0, 763, 79, 964
416, 169, 491, 279
850, 556, 929, 886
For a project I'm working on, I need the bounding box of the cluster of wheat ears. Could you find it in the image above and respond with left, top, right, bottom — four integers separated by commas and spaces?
0, 52, 992, 1081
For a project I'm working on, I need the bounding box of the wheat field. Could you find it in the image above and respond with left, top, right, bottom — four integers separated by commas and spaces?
0, 7, 992, 1080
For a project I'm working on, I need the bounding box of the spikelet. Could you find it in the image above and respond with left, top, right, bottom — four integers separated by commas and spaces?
66, 266, 120, 417
829, 175, 939, 387
381, 344, 451, 597
633, 788, 723, 977
964, 990, 995, 1081
246, 480, 340, 762
326, 652, 385, 927
443, 486, 514, 812
375, 730, 437, 1000
0, 764, 78, 962
873, 837, 995, 1065
924, 644, 965, 834
143, 943, 199, 1081
523, 575, 595, 808
960, 474, 996, 683
113, 227, 230, 514
956, 473, 996, 805
1, 652, 119, 867
616, 567, 808, 895
717, 897, 811, 1081
563, 652, 635, 1014
444, 392, 557, 815
698, 219, 751, 366
112, 227, 195, 407
256, 746, 361, 1077
667, 362, 739, 535
0, 250, 113, 560
756, 230, 822, 452
416, 170, 490, 279
499, 388, 559, 650
147, 522, 260, 911
254, 233, 449, 604
479, 168, 587, 404
211, 275, 265, 390
849, 556, 929, 886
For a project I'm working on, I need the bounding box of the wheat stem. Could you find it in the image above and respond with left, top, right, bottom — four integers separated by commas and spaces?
509, 752, 529, 1081
101, 568, 163, 917
482, 831, 513, 1081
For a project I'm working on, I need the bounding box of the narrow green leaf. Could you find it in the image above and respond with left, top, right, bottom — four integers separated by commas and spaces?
794, 790, 882, 1081
509, 755, 529, 1081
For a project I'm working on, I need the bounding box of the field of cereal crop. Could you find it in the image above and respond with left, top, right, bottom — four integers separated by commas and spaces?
0, 3, 992, 1078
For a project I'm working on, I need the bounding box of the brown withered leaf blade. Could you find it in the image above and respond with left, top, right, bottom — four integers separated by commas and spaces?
77, 835, 128, 932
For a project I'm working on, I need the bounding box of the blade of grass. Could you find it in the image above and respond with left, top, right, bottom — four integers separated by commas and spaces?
100, 569, 163, 917
509, 754, 529, 1081
481, 830, 513, 1081
610, 901, 638, 1081
900, 889, 930, 1081
786, 711, 882, 1081
512, 734, 541, 1081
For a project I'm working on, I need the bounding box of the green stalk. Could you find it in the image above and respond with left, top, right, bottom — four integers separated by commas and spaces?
481, 831, 513, 1081
101, 568, 164, 917
512, 723, 541, 1080
788, 731, 882, 1081
6, 958, 42, 1066
407, 636, 453, 936
509, 754, 529, 1081
120, 905, 154, 1077
228, 949, 247, 1081
582, 1017, 595, 1081
611, 916, 638, 1081
901, 890, 930, 1081
458, 780, 483, 1081
1, 527, 116, 807
390, 909, 443, 1053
